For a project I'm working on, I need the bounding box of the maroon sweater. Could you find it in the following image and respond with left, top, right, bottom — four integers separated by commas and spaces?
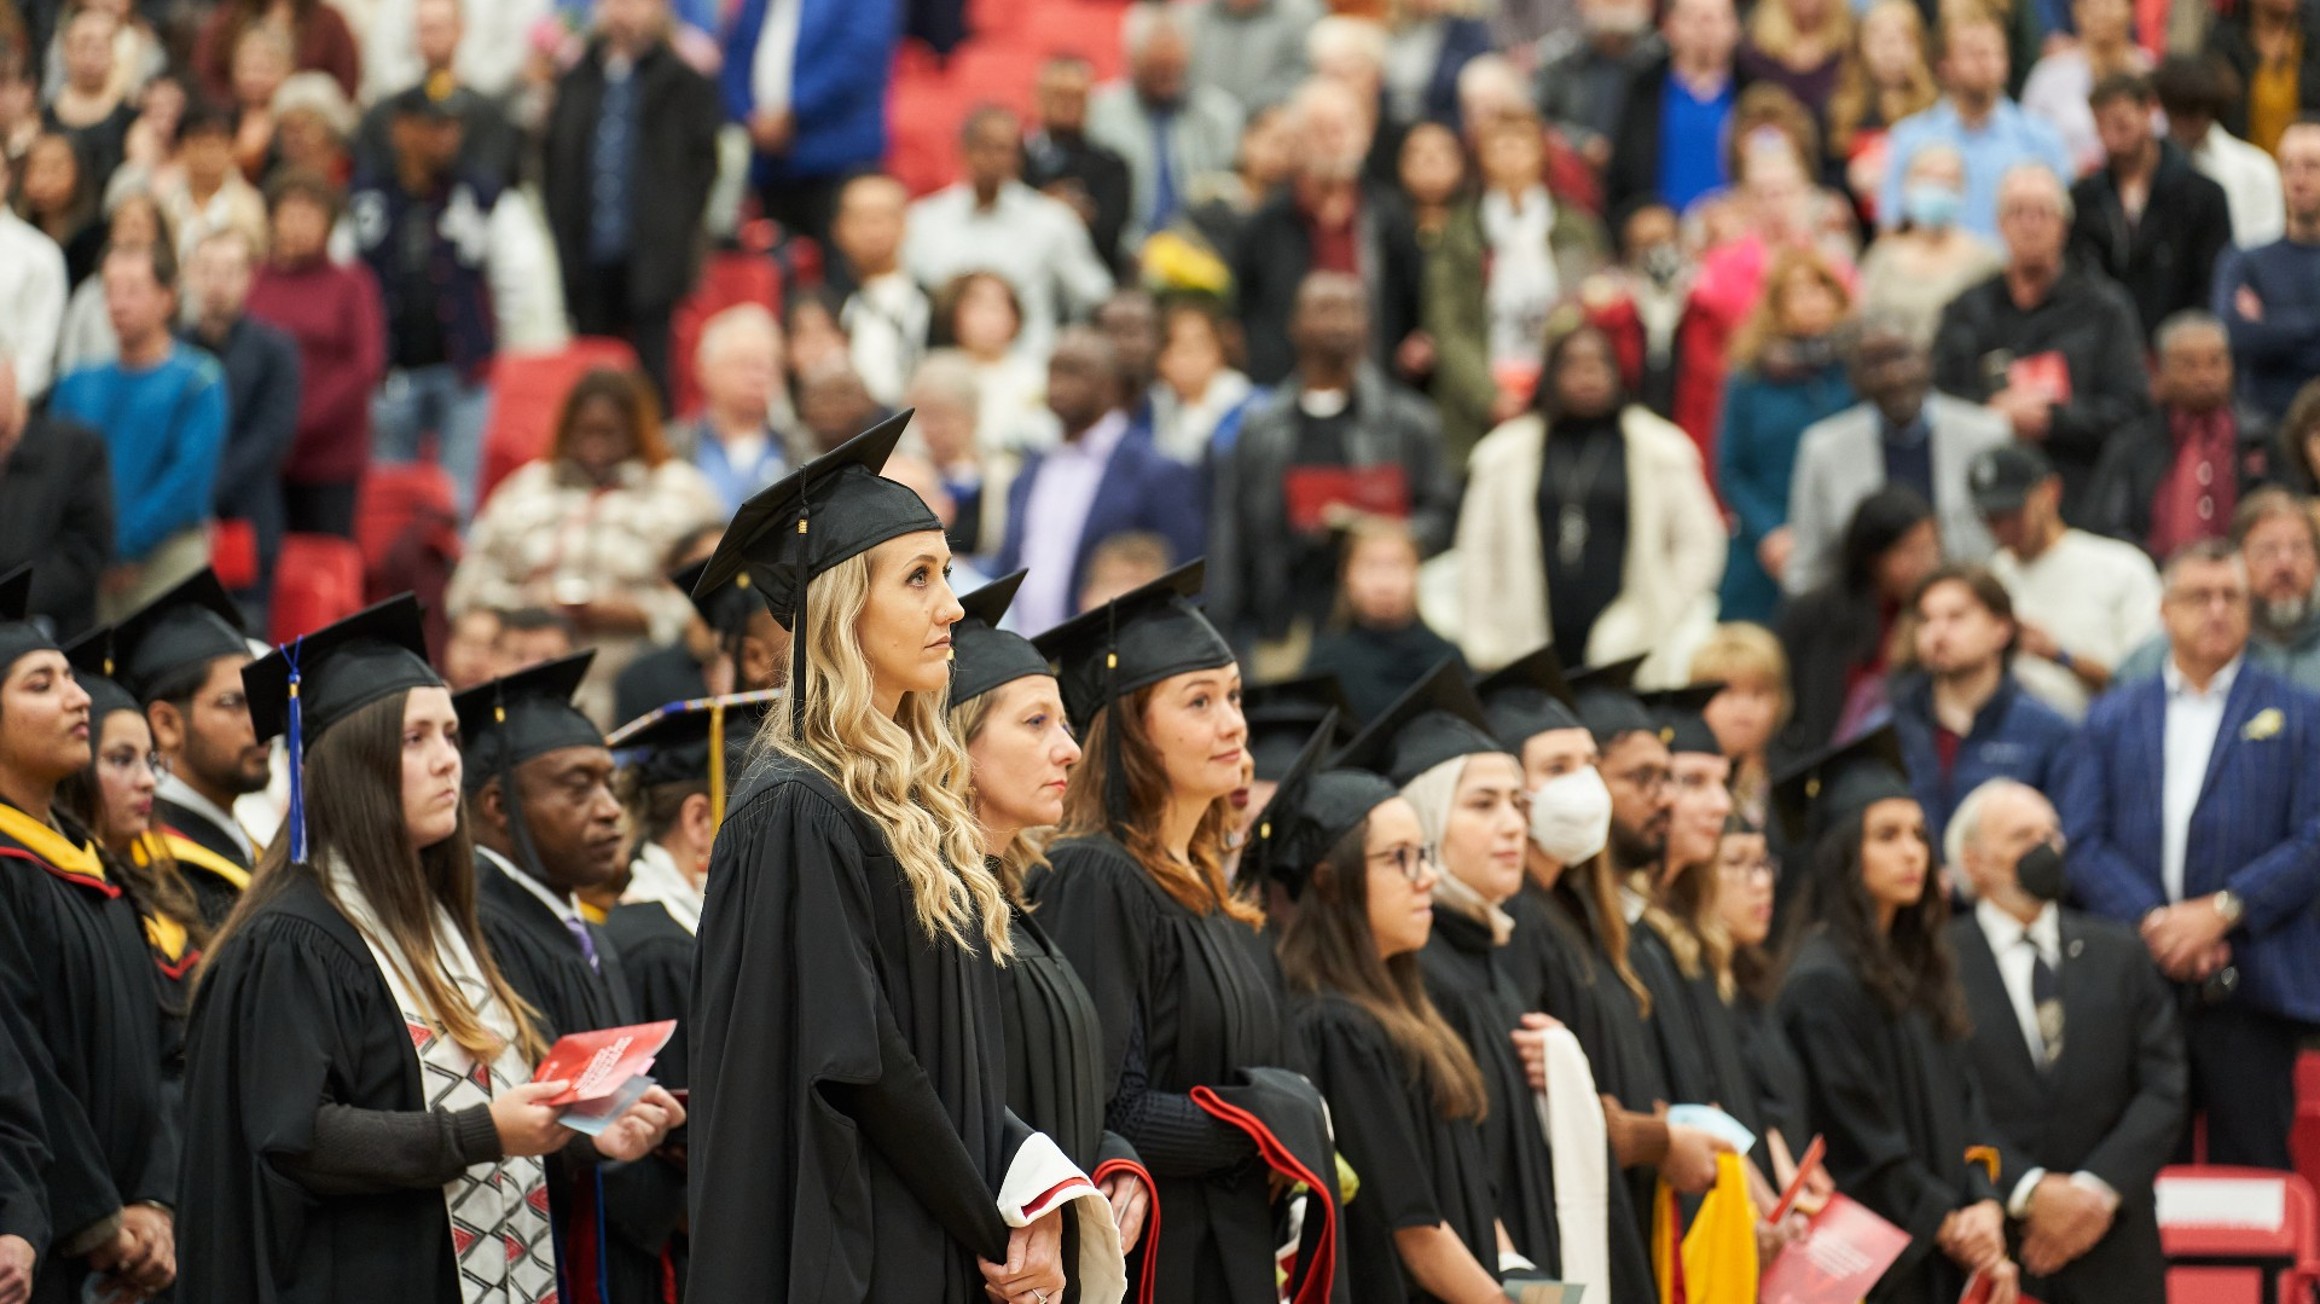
246, 256, 386, 486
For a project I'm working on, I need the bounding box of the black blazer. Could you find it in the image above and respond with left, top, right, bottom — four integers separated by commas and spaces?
2068, 143, 2234, 343
1605, 55, 1755, 220
542, 39, 724, 313
1947, 909, 2186, 1304
0, 415, 113, 639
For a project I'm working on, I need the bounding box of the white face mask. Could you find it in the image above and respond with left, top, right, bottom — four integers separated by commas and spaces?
1530, 767, 1613, 866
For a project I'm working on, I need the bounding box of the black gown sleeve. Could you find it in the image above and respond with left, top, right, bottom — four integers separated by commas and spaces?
0, 1004, 49, 1256
271, 1103, 503, 1196
0, 873, 121, 1250
1105, 1002, 1255, 1177
1296, 1000, 1445, 1235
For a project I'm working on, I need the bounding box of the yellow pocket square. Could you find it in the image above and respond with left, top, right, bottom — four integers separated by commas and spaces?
2244, 708, 2285, 741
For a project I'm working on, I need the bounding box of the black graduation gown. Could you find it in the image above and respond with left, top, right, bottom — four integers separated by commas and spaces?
1735, 993, 1810, 1173
1292, 994, 1498, 1304
1672, 966, 1769, 1178
0, 819, 173, 1304
176, 871, 466, 1304
1030, 835, 1300, 1304
1417, 907, 1558, 1271
688, 759, 1031, 1302
1627, 917, 1717, 1110
1777, 935, 2003, 1304
153, 796, 253, 929
1000, 904, 1148, 1304
0, 1003, 49, 1262
475, 856, 678, 1304
600, 897, 696, 1302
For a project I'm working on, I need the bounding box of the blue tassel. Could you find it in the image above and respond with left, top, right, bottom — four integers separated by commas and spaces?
284, 637, 307, 864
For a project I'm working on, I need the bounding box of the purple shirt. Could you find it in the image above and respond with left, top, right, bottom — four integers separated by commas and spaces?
1014, 410, 1130, 634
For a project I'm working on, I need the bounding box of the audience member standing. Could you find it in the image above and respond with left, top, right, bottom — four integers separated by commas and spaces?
181, 228, 300, 631
49, 243, 227, 623
1458, 321, 1723, 682
1932, 164, 2151, 522
1089, 3, 1245, 250
1786, 320, 2010, 595
906, 105, 1116, 363
1188, 0, 1321, 113
1606, 0, 1745, 216
2018, 0, 2149, 176
2216, 122, 2320, 425
1889, 565, 2075, 850
672, 305, 799, 514
1975, 444, 2164, 721
2088, 313, 2273, 559
542, 0, 721, 403
994, 329, 1204, 634
2205, 0, 2320, 155
1023, 55, 1135, 273
724, 0, 900, 251
2155, 54, 2283, 250
1210, 272, 1459, 672
1533, 0, 1665, 176
829, 173, 929, 406
2067, 73, 2233, 344
0, 145, 66, 400
2116, 490, 2320, 690
1779, 487, 1942, 754
0, 350, 112, 638
2063, 539, 2320, 1172
192, 0, 360, 106
353, 0, 521, 187
1947, 779, 2184, 1304
1856, 145, 2006, 348
1877, 8, 2070, 240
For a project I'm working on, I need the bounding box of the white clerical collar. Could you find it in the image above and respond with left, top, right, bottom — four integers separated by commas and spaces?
479, 845, 581, 925
157, 772, 254, 861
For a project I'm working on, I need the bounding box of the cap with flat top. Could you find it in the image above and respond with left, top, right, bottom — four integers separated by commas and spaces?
1640, 684, 1725, 757
61, 627, 139, 723
1568, 655, 1655, 745
1030, 560, 1236, 731
1336, 659, 1508, 789
0, 566, 54, 674
106, 568, 249, 702
1473, 646, 1583, 754
1967, 443, 2057, 516
1770, 725, 1915, 850
1243, 674, 1356, 783
690, 411, 943, 726
1238, 712, 1399, 900
452, 652, 605, 796
949, 571, 1051, 708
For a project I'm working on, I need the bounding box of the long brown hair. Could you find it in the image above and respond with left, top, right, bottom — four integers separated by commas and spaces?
202, 690, 547, 1064
57, 708, 209, 951
1651, 855, 1734, 998
1785, 806, 1968, 1039
1057, 685, 1261, 927
550, 367, 674, 470
1730, 247, 1854, 369
1826, 0, 1940, 157
1279, 819, 1490, 1120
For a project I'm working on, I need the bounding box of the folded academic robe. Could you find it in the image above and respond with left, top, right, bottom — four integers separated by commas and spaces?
689, 761, 1120, 1302
475, 853, 678, 1304
1002, 903, 1156, 1304
0, 808, 174, 1304
0, 1004, 49, 1263
153, 796, 255, 929
1031, 834, 1326, 1304
1777, 935, 2003, 1304
1418, 905, 1559, 1271
1294, 994, 1498, 1304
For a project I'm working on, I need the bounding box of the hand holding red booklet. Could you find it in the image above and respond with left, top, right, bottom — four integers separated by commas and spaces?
532, 1021, 676, 1134
1759, 1194, 1911, 1304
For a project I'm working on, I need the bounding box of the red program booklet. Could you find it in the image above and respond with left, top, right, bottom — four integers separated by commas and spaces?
1760, 1194, 1911, 1304
1282, 465, 1411, 534
2006, 352, 2073, 405
532, 1020, 677, 1107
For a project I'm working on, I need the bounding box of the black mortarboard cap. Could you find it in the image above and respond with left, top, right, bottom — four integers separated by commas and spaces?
109, 568, 249, 702
1031, 560, 1236, 731
950, 571, 1052, 708
1474, 646, 1583, 753
1032, 560, 1236, 829
61, 627, 139, 723
671, 556, 759, 643
1244, 674, 1355, 783
1641, 684, 1725, 756
243, 594, 443, 862
691, 411, 941, 728
1336, 659, 1508, 789
1569, 655, 1654, 744
0, 566, 55, 671
452, 652, 604, 795
1771, 725, 1914, 849
608, 691, 774, 789
1239, 712, 1399, 900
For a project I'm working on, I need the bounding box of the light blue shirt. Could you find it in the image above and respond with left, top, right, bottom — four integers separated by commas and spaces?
1878, 98, 2074, 242
1013, 410, 1130, 635
689, 421, 790, 514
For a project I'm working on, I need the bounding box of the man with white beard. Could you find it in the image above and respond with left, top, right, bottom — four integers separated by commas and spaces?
2117, 487, 2320, 690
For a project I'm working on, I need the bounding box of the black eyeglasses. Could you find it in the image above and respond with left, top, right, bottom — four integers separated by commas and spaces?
1368, 844, 1438, 886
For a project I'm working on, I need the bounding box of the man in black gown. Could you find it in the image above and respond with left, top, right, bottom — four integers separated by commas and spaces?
107, 568, 268, 925
456, 653, 682, 1304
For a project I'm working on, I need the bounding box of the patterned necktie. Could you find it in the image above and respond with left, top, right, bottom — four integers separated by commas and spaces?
565, 915, 601, 973
2026, 936, 2063, 1069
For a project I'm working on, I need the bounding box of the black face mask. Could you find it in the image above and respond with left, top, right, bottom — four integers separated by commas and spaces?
2016, 841, 2067, 903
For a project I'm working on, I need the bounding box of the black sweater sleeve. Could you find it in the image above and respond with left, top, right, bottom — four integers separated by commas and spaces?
1104, 1002, 1256, 1178
272, 1103, 504, 1197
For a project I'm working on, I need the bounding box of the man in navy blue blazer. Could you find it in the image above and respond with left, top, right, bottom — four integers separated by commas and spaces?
2060, 538, 2320, 1169
993, 328, 1206, 634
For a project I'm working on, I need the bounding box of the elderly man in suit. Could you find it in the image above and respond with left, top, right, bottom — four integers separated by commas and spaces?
993, 328, 1206, 634
1947, 778, 2185, 1304
1087, 2, 1245, 250
1784, 318, 2015, 595
2061, 537, 2320, 1170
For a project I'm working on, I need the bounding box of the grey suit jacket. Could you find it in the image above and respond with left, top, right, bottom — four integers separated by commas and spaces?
1783, 394, 2013, 595
1086, 82, 1245, 247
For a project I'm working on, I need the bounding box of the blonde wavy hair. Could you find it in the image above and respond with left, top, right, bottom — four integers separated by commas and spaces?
757, 549, 1014, 960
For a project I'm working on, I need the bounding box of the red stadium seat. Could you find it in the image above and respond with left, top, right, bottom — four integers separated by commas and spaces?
2295, 1052, 2320, 1196
2158, 1166, 2320, 1304
354, 463, 460, 582
667, 250, 784, 420
268, 534, 367, 645
476, 338, 639, 508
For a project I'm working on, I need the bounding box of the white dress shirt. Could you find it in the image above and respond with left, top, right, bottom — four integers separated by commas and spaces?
0, 210, 68, 399
2161, 654, 2239, 904
1977, 899, 2123, 1217
2191, 123, 2288, 249
903, 181, 1116, 360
